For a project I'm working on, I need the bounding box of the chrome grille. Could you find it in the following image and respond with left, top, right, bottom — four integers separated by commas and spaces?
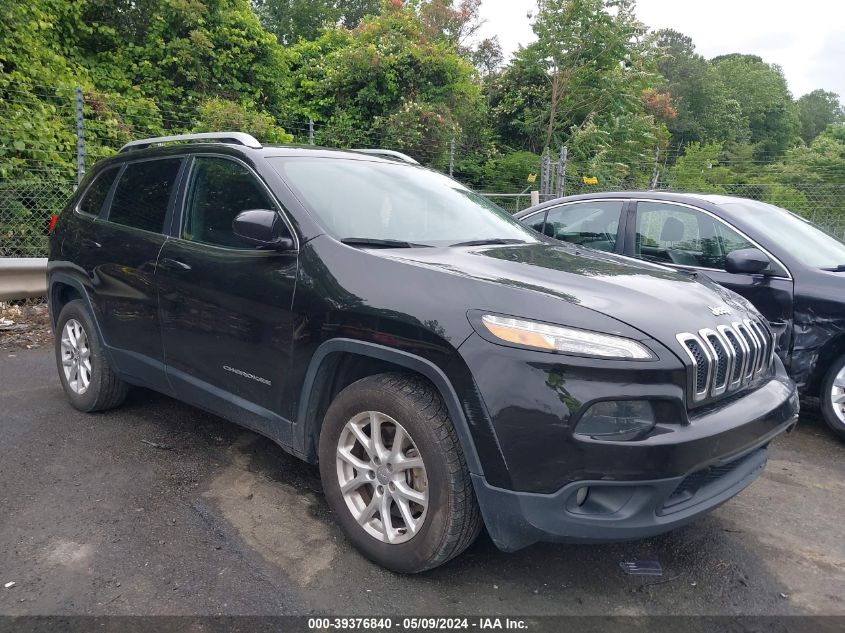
676, 319, 774, 404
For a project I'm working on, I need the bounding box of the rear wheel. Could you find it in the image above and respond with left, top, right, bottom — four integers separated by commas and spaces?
318, 373, 482, 573
54, 299, 128, 412
820, 353, 845, 440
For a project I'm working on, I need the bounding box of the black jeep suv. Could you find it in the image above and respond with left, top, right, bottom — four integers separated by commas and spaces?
48, 133, 799, 572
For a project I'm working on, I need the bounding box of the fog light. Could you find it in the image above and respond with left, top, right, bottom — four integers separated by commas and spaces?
574, 400, 656, 441
575, 486, 589, 506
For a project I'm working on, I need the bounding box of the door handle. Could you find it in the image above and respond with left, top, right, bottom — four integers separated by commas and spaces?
158, 258, 192, 271
81, 238, 102, 249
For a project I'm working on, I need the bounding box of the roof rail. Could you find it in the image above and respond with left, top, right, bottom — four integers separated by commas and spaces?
119, 132, 262, 153
351, 149, 420, 165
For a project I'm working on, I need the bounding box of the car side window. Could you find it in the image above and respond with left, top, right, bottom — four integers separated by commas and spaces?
182, 157, 286, 248
634, 202, 753, 269
108, 158, 183, 233
528, 201, 624, 252
78, 166, 120, 217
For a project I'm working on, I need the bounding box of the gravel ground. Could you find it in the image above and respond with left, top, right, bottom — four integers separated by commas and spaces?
1, 342, 843, 617
0, 301, 52, 351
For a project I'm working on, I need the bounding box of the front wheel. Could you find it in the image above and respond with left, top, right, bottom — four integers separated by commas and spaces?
821, 353, 845, 440
318, 373, 482, 573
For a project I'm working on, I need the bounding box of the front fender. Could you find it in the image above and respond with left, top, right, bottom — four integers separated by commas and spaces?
294, 338, 493, 477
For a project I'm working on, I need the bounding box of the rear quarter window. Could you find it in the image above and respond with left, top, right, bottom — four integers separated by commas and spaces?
77, 166, 120, 217
107, 158, 183, 233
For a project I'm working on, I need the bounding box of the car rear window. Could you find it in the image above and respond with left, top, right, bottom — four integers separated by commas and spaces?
107, 158, 183, 233
78, 166, 120, 217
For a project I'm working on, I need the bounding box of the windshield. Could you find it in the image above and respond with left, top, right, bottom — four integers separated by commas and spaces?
268, 157, 540, 247
720, 199, 845, 269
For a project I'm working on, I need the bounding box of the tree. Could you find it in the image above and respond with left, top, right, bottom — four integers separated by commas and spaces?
711, 54, 800, 158
488, 0, 665, 186
252, 0, 381, 44
771, 124, 845, 186
531, 0, 650, 149
471, 36, 503, 78
652, 29, 746, 148
797, 89, 844, 144
416, 0, 484, 50
281, 4, 481, 166
79, 0, 290, 112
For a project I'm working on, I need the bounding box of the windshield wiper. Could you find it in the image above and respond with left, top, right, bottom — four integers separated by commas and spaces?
821, 264, 845, 272
449, 238, 527, 247
340, 237, 432, 249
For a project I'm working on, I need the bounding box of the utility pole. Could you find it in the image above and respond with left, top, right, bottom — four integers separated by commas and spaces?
308, 119, 315, 145
449, 138, 455, 177
75, 86, 85, 187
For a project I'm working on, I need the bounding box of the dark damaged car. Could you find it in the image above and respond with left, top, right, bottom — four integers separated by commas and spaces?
517, 192, 845, 439
48, 134, 799, 573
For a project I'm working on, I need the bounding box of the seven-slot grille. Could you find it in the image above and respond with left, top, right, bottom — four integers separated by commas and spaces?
676, 319, 775, 404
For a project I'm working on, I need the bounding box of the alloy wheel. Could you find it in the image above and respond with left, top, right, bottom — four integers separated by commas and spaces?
830, 363, 845, 425
60, 318, 92, 395
335, 411, 428, 544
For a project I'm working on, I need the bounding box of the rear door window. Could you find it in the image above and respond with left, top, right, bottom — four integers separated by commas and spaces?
107, 158, 183, 233
78, 166, 120, 217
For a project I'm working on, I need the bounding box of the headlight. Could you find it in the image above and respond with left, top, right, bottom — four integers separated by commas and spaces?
574, 400, 656, 441
480, 314, 654, 360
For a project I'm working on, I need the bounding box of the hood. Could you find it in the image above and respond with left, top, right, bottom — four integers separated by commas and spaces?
380, 243, 762, 340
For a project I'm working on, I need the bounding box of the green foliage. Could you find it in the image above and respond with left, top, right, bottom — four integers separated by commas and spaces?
191, 98, 293, 143
80, 0, 290, 114
481, 151, 541, 192
770, 124, 845, 186
710, 54, 800, 158
253, 0, 381, 45
1, 0, 842, 235
797, 90, 845, 145
489, 0, 665, 182
283, 5, 481, 164
667, 142, 733, 193
653, 29, 746, 147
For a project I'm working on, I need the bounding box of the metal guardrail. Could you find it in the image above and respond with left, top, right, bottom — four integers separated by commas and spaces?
0, 258, 48, 301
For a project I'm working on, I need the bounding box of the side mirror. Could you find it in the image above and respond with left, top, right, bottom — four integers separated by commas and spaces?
232, 209, 294, 250
725, 248, 770, 275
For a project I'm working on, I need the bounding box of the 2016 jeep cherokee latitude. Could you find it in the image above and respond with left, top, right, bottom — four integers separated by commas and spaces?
48, 132, 799, 573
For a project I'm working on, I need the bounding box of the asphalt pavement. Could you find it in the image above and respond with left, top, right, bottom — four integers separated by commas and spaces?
1, 346, 844, 616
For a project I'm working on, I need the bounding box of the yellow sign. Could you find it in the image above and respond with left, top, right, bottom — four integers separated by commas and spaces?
527, 173, 537, 183
582, 176, 598, 185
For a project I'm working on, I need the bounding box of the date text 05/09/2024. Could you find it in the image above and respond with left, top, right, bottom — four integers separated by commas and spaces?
306, 618, 529, 630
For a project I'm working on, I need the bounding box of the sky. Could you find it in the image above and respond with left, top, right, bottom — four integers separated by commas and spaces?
476, 0, 845, 99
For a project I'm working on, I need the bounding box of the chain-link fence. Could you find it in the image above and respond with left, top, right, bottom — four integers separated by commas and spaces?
2, 82, 844, 258
0, 179, 74, 257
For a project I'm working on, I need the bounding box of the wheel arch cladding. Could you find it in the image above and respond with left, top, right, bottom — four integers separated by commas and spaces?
49, 280, 83, 326
49, 274, 115, 366
295, 338, 484, 476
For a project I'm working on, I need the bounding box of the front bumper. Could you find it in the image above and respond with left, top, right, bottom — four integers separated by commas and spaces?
471, 378, 799, 551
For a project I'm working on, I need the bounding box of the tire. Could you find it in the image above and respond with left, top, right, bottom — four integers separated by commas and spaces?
54, 299, 128, 412
820, 353, 845, 440
318, 372, 482, 573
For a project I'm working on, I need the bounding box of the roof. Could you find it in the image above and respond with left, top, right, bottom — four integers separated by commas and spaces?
513, 190, 764, 218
